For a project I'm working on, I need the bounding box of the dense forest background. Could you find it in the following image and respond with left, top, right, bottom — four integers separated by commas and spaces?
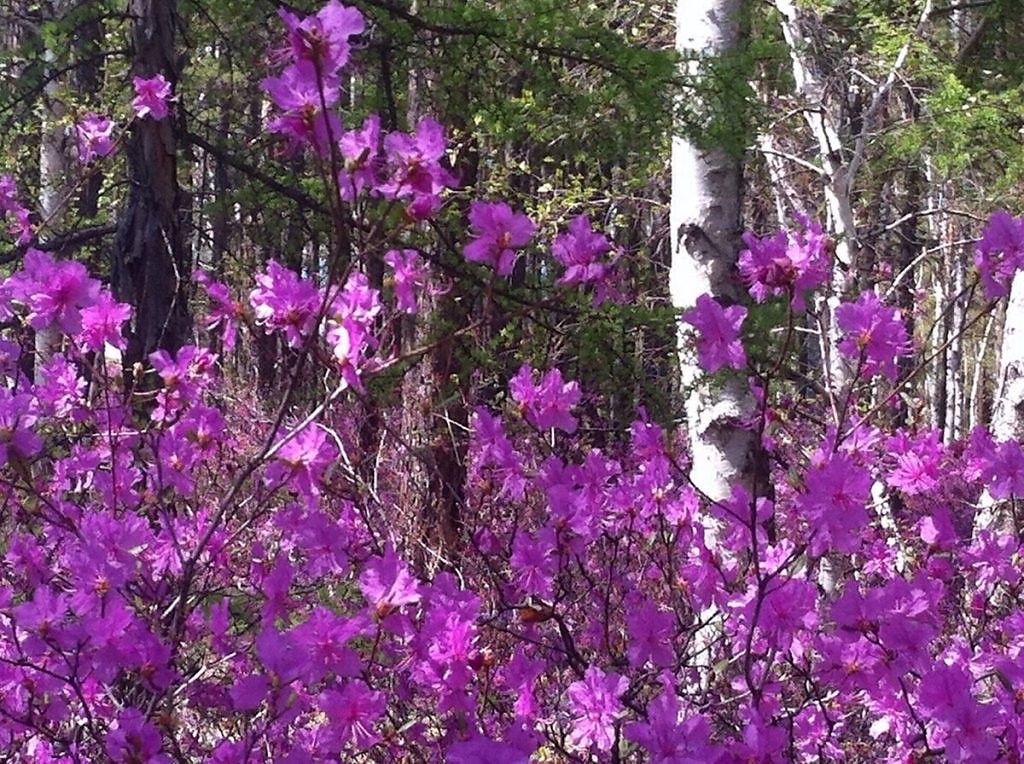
3, 0, 1022, 447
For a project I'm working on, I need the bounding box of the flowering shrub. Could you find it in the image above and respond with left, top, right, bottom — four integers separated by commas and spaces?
2, 3, 1024, 763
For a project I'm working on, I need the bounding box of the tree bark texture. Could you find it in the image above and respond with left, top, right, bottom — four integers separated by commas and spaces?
114, 0, 190, 364
671, 0, 767, 504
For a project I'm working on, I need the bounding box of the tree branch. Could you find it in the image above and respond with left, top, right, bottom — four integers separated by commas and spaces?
184, 131, 330, 216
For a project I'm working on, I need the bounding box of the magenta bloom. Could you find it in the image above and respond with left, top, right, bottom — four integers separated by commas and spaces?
464, 201, 535, 276
78, 290, 132, 352
682, 293, 747, 372
626, 598, 675, 668
263, 61, 342, 156
279, 0, 364, 74
383, 249, 426, 314
626, 680, 723, 763
0, 388, 41, 466
7, 248, 100, 333
553, 215, 613, 285
835, 290, 910, 381
974, 209, 1024, 299
249, 260, 321, 347
509, 364, 581, 433
104, 708, 170, 764
338, 114, 382, 200
132, 74, 172, 120
566, 666, 628, 753
76, 112, 116, 163
266, 423, 338, 502
359, 543, 421, 617
317, 681, 385, 751
739, 215, 830, 310
798, 452, 871, 555
379, 118, 457, 212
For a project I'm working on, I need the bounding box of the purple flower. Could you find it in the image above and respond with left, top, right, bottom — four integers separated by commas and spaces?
317, 681, 385, 751
78, 290, 132, 352
7, 248, 100, 333
0, 388, 41, 467
338, 114, 382, 200
262, 61, 342, 156
278, 0, 364, 74
194, 270, 240, 351
132, 74, 172, 120
625, 679, 723, 763
510, 528, 557, 600
681, 293, 747, 372
464, 201, 535, 276
384, 249, 426, 314
379, 117, 456, 212
263, 60, 339, 112
835, 290, 911, 381
265, 423, 339, 502
324, 271, 383, 391
104, 708, 170, 764
553, 215, 613, 285
798, 451, 871, 555
249, 260, 321, 347
974, 209, 1024, 299
359, 543, 421, 617
509, 364, 581, 433
566, 666, 628, 753
626, 598, 675, 668
75, 112, 115, 163
739, 215, 830, 310
448, 736, 531, 764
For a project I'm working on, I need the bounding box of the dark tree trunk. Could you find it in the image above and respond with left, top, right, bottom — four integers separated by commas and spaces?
76, 8, 104, 220
114, 0, 190, 363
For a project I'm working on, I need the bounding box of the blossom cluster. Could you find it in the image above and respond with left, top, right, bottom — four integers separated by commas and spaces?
2, 4, 1024, 762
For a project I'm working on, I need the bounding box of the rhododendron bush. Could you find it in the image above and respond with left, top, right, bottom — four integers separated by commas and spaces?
1, 3, 1024, 763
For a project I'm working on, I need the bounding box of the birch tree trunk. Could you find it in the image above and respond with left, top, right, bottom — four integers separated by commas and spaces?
36, 0, 73, 374
992, 274, 1024, 442
671, 0, 764, 503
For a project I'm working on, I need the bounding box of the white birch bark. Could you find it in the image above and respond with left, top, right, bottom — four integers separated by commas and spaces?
992, 274, 1024, 442
36, 0, 73, 374
772, 0, 934, 401
671, 0, 758, 503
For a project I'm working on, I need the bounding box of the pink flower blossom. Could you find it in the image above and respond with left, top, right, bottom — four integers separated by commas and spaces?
132, 74, 172, 120
798, 451, 871, 555
317, 681, 385, 751
509, 364, 581, 433
78, 291, 132, 352
338, 114, 382, 200
379, 117, 457, 212
104, 708, 170, 764
974, 209, 1024, 299
626, 679, 723, 763
75, 113, 116, 163
0, 388, 41, 466
835, 290, 910, 381
278, 0, 364, 74
263, 61, 342, 156
249, 260, 320, 347
739, 215, 830, 309
566, 666, 628, 753
384, 249, 426, 314
682, 293, 747, 372
464, 201, 535, 276
7, 248, 100, 333
265, 423, 339, 502
359, 543, 421, 617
